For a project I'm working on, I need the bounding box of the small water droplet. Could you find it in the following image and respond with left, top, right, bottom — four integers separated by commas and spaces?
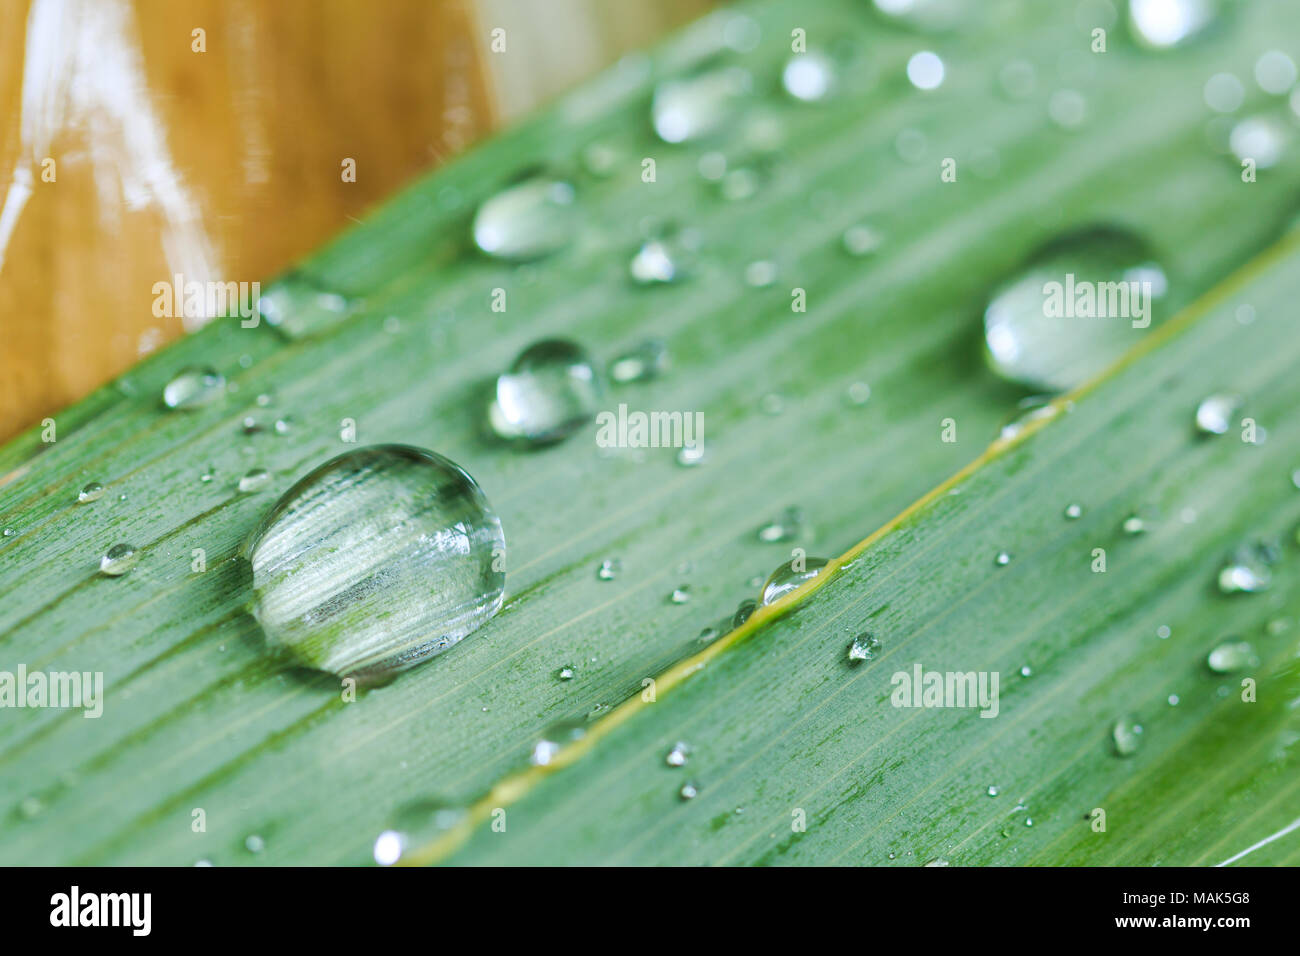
665, 742, 691, 767
848, 633, 881, 662
652, 67, 751, 143
984, 229, 1168, 392
670, 585, 692, 605
923, 857, 949, 867
557, 664, 576, 681
531, 721, 586, 766
490, 339, 603, 445
1229, 116, 1287, 169
782, 51, 836, 102
757, 507, 803, 543
99, 543, 139, 577
1256, 50, 1298, 94
18, 795, 44, 819
1157, 624, 1172, 639
997, 395, 1058, 442
630, 240, 686, 285
610, 340, 669, 383
1194, 393, 1240, 435
473, 178, 577, 260
1203, 72, 1245, 113
78, 482, 105, 504
720, 167, 762, 202
1207, 640, 1254, 673
761, 558, 829, 605
1048, 89, 1087, 129
1064, 503, 1083, 519
842, 225, 883, 257
245, 445, 506, 678
987, 785, 1000, 797
744, 260, 778, 288
1168, 694, 1180, 706
1217, 550, 1271, 594
845, 381, 872, 405
873, 0, 970, 30
677, 444, 707, 467
679, 781, 700, 800
733, 599, 758, 628
1020, 665, 1032, 677
238, 468, 271, 493
1122, 514, 1146, 535
1112, 715, 1143, 756
273, 417, 294, 436
994, 551, 1012, 567
244, 834, 265, 854
1128, 0, 1222, 49
162, 366, 225, 410
906, 50, 945, 90
597, 558, 621, 581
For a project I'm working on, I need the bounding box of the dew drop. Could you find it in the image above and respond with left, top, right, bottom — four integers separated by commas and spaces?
733, 599, 758, 628
665, 742, 691, 767
906, 50, 945, 90
1207, 640, 1254, 673
630, 240, 685, 284
1157, 624, 1172, 639
99, 543, 139, 577
162, 366, 225, 410
244, 834, 265, 854
1122, 514, 1146, 535
923, 857, 950, 867
987, 785, 1000, 797
372, 800, 466, 866
848, 633, 881, 663
18, 795, 44, 819
744, 260, 778, 288
1194, 393, 1240, 435
244, 445, 506, 678
490, 339, 603, 445
757, 507, 803, 543
845, 381, 872, 405
531, 721, 587, 766
842, 225, 883, 257
761, 557, 829, 605
1020, 665, 1032, 677
472, 178, 577, 260
557, 664, 576, 681
782, 51, 836, 102
597, 558, 621, 581
1064, 503, 1083, 519
677, 444, 707, 467
983, 229, 1168, 392
652, 67, 751, 143
994, 551, 1012, 567
1255, 50, 1297, 95
610, 340, 669, 384
1217, 552, 1271, 594
1127, 0, 1221, 50
679, 781, 700, 800
670, 586, 692, 605
78, 482, 105, 504
238, 468, 271, 493
1112, 715, 1143, 756
1229, 115, 1287, 169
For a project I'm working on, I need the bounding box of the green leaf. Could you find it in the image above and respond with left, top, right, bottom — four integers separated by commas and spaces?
1, 0, 1297, 865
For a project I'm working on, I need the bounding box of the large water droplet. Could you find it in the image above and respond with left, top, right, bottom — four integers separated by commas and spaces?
983, 229, 1168, 392
652, 67, 751, 143
244, 445, 506, 679
761, 557, 829, 605
99, 543, 139, 577
1112, 715, 1143, 756
1194, 393, 1240, 435
162, 366, 225, 410
490, 339, 603, 445
1207, 640, 1254, 673
473, 178, 577, 260
1128, 0, 1221, 50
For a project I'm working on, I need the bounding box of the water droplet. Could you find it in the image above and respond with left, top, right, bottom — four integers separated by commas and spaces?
610, 340, 669, 383
757, 507, 803, 543
18, 795, 44, 819
1122, 514, 1147, 535
1203, 72, 1245, 113
697, 151, 727, 181
721, 167, 762, 202
372, 800, 466, 865
782, 51, 836, 102
78, 482, 105, 504
733, 599, 758, 628
923, 857, 950, 867
99, 543, 139, 577
244, 445, 506, 678
1157, 624, 1172, 639
744, 260, 778, 288
906, 50, 945, 90
531, 721, 587, 766
1207, 640, 1254, 673
630, 240, 685, 284
1020, 665, 1032, 677
472, 178, 577, 260
557, 664, 576, 681
845, 381, 872, 405
842, 225, 883, 257
1217, 551, 1271, 593
244, 834, 265, 854
761, 558, 829, 605
984, 228, 1168, 392
1168, 694, 1180, 706
273, 417, 294, 436
162, 366, 225, 410
652, 67, 751, 143
997, 395, 1058, 441
238, 468, 271, 493
1064, 503, 1083, 519
372, 830, 404, 866
1229, 115, 1287, 169
677, 444, 707, 467
670, 585, 692, 605
665, 742, 691, 767
1112, 715, 1143, 756
848, 633, 881, 662
987, 785, 1000, 797
1194, 393, 1240, 435
1255, 50, 1297, 94
597, 558, 621, 581
490, 339, 603, 445
1128, 0, 1221, 49
994, 551, 1012, 567
1048, 89, 1087, 129
679, 781, 700, 800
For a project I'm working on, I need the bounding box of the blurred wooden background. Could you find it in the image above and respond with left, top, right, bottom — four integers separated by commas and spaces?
0, 0, 712, 440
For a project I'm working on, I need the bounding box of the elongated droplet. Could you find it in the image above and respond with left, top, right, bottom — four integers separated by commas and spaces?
1217, 552, 1271, 593
996, 395, 1058, 442
1112, 715, 1143, 756
1128, 0, 1222, 50
782, 52, 836, 102
78, 481, 105, 503
100, 543, 139, 577
239, 468, 271, 493
244, 445, 506, 678
983, 229, 1167, 392
652, 67, 751, 143
1195, 393, 1240, 435
162, 366, 225, 409
761, 558, 828, 605
490, 339, 603, 444
1207, 640, 1254, 673
473, 178, 577, 260
610, 339, 670, 383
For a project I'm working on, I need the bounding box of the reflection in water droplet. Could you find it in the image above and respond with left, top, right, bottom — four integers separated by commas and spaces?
679, 781, 700, 800
1122, 514, 1147, 535
1207, 640, 1254, 673
1217, 551, 1271, 594
557, 664, 576, 681
238, 469, 271, 493
630, 240, 686, 285
78, 482, 105, 504
733, 599, 758, 628
1229, 116, 1287, 169
761, 558, 829, 605
162, 366, 225, 410
1112, 715, 1143, 756
244, 445, 506, 678
490, 339, 603, 445
610, 340, 669, 384
1194, 393, 1240, 435
665, 742, 691, 767
782, 52, 836, 102
100, 543, 139, 577
994, 551, 1012, 567
997, 395, 1058, 441
670, 586, 691, 605
848, 633, 881, 662
597, 558, 621, 581
1064, 503, 1083, 519
757, 507, 803, 543
472, 178, 577, 260
983, 228, 1168, 392
652, 67, 751, 144
1128, 0, 1221, 50
677, 444, 707, 467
